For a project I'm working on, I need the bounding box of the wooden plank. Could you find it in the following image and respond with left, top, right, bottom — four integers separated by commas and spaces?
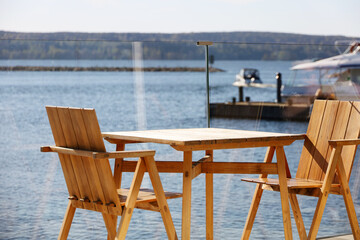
201, 162, 278, 174
205, 150, 213, 240
320, 101, 351, 181
102, 129, 305, 147
41, 146, 155, 159
182, 151, 192, 240
242, 177, 325, 189
46, 106, 83, 209
69, 108, 108, 213
296, 100, 327, 179
276, 146, 293, 240
81, 109, 122, 215
329, 138, 360, 146
171, 139, 299, 151
144, 156, 178, 240
192, 155, 211, 179
308, 100, 339, 180
341, 101, 360, 181
121, 160, 183, 173
57, 107, 95, 211
117, 188, 182, 203
241, 146, 275, 240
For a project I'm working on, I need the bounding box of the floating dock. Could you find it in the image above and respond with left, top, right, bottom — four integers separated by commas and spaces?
210, 101, 311, 121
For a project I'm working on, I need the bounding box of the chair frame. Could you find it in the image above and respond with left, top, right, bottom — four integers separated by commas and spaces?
41, 106, 179, 240
241, 100, 360, 240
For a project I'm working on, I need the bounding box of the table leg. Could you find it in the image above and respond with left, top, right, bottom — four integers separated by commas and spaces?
114, 143, 125, 189
182, 151, 192, 240
276, 146, 293, 240
110, 143, 125, 240
205, 150, 213, 240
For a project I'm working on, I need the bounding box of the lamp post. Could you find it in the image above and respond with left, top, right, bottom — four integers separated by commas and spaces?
197, 41, 213, 128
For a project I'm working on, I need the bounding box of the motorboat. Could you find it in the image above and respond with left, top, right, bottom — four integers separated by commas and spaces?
282, 41, 360, 104
233, 68, 263, 87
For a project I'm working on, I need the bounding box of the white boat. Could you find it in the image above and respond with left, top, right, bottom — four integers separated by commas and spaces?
233, 68, 264, 87
282, 41, 360, 104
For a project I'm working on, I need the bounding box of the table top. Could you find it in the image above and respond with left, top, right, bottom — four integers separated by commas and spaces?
103, 128, 305, 150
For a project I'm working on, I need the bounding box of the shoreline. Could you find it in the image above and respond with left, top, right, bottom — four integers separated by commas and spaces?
0, 66, 224, 72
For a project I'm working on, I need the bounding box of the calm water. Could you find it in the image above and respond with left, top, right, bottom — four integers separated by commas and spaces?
0, 60, 359, 239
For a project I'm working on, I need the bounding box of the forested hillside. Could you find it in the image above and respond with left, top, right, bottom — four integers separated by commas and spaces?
0, 31, 358, 60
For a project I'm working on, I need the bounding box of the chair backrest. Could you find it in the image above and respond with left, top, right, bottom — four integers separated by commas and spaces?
296, 100, 360, 182
46, 106, 121, 215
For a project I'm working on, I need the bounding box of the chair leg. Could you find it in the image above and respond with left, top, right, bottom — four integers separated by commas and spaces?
336, 158, 360, 238
276, 146, 293, 240
58, 201, 76, 240
241, 146, 275, 240
103, 213, 117, 240
116, 157, 146, 240
289, 194, 307, 240
241, 183, 264, 240
144, 156, 178, 240
308, 147, 342, 240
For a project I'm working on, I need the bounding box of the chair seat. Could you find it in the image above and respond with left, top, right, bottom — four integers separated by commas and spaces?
118, 188, 182, 206
241, 177, 340, 189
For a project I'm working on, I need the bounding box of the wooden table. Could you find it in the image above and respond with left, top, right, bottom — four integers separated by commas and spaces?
103, 128, 305, 240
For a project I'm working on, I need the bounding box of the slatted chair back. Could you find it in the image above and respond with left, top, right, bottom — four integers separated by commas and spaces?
296, 100, 360, 182
46, 106, 122, 215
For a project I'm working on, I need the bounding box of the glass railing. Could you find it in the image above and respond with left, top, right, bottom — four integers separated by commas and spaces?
0, 38, 359, 239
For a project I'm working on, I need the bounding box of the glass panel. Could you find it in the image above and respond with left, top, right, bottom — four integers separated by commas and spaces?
1, 38, 359, 239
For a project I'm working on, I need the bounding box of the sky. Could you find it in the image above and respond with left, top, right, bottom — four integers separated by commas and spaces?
0, 0, 359, 37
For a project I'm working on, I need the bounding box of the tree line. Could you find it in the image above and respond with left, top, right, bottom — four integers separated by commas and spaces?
0, 31, 358, 60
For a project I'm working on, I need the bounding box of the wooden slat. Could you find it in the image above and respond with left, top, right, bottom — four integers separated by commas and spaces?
308, 100, 339, 180
117, 188, 182, 204
69, 108, 108, 213
56, 107, 95, 211
319, 101, 351, 181
81, 108, 122, 215
341, 101, 360, 181
242, 178, 326, 189
296, 100, 327, 179
46, 106, 83, 209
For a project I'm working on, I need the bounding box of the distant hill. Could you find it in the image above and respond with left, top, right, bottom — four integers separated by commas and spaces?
0, 31, 358, 60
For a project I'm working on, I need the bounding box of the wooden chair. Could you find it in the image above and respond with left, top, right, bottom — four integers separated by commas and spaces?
41, 106, 181, 240
241, 100, 360, 240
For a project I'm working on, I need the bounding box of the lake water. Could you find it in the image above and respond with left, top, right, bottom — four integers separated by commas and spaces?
0, 59, 359, 239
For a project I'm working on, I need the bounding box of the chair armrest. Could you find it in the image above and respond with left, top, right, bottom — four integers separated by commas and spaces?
41, 146, 155, 159
328, 138, 360, 147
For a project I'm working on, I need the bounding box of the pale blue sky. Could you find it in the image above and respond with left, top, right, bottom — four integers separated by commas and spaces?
0, 0, 359, 37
